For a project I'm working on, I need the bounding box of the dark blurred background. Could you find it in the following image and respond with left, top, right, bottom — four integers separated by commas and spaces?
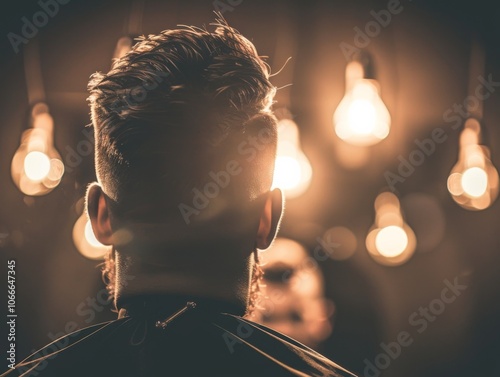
1, 1, 500, 376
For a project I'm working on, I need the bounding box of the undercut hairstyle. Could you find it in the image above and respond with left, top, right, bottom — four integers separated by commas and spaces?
88, 19, 277, 219
87, 19, 278, 299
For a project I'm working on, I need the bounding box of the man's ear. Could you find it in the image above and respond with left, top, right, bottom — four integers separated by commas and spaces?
86, 183, 113, 245
256, 188, 283, 250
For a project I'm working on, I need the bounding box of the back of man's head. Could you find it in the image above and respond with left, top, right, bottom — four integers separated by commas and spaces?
87, 19, 278, 253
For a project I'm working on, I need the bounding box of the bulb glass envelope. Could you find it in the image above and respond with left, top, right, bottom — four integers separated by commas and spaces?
11, 104, 64, 196
334, 60, 391, 146
447, 118, 499, 210
272, 118, 312, 198
366, 192, 416, 266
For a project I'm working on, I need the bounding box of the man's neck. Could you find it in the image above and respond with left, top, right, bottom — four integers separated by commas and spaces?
113, 250, 250, 316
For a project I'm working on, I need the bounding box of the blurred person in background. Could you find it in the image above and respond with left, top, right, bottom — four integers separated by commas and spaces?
251, 237, 335, 350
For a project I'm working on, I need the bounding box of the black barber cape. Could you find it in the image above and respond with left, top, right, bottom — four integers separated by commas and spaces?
2, 297, 357, 377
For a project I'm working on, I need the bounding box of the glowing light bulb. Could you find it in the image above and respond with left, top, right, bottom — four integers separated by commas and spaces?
84, 220, 105, 248
11, 103, 65, 196
347, 98, 377, 135
366, 192, 416, 266
272, 118, 312, 198
334, 60, 391, 146
375, 225, 408, 258
73, 209, 110, 260
24, 151, 51, 181
274, 154, 302, 190
461, 167, 488, 198
447, 118, 499, 210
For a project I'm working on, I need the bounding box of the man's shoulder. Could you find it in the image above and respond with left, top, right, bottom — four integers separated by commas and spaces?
216, 314, 357, 377
2, 314, 356, 377
0, 319, 127, 377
